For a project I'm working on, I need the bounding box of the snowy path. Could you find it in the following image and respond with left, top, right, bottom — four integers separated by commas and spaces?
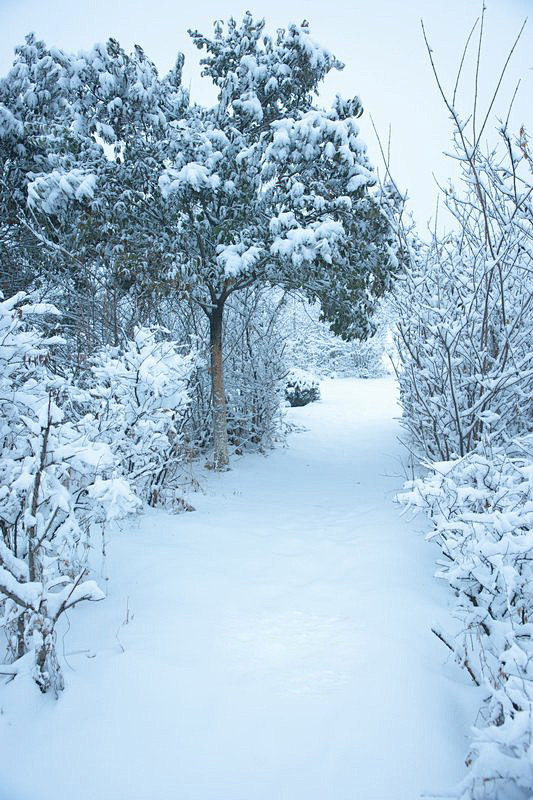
0, 378, 473, 800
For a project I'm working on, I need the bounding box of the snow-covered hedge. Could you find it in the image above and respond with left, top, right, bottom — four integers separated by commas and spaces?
399, 438, 533, 799
285, 368, 320, 407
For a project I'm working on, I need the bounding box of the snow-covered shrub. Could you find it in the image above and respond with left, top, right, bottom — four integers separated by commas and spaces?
399, 437, 533, 799
392, 123, 532, 463
393, 239, 532, 462
86, 327, 197, 507
0, 293, 140, 694
285, 368, 320, 407
390, 37, 533, 797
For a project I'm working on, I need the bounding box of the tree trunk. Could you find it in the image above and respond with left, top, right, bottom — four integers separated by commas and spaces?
33, 606, 64, 695
209, 299, 229, 470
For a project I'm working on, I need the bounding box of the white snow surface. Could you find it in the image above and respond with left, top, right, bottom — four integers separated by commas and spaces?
0, 378, 475, 800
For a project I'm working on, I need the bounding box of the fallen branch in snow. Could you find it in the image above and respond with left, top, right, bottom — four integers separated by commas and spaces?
0, 665, 19, 676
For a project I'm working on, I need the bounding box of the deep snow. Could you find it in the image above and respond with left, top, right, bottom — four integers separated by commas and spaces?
0, 378, 475, 800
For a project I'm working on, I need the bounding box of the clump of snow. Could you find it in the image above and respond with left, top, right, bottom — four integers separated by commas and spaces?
27, 168, 97, 213
159, 162, 220, 197
216, 243, 261, 278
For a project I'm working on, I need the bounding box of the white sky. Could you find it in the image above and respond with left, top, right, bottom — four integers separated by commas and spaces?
0, 0, 531, 227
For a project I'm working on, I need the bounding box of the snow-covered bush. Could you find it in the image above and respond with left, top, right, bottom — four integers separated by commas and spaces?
399, 437, 533, 799
285, 368, 320, 408
86, 327, 196, 506
0, 293, 139, 694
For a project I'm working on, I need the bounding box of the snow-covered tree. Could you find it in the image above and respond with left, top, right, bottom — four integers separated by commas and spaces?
6, 17, 398, 470
156, 15, 397, 468
0, 33, 189, 353
0, 35, 71, 298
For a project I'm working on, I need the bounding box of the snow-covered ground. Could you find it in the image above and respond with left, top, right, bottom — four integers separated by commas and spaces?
0, 378, 475, 800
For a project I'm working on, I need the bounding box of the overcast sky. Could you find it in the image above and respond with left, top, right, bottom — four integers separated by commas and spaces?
0, 0, 531, 226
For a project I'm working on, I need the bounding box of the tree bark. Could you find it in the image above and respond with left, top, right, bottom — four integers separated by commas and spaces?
209, 299, 229, 470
